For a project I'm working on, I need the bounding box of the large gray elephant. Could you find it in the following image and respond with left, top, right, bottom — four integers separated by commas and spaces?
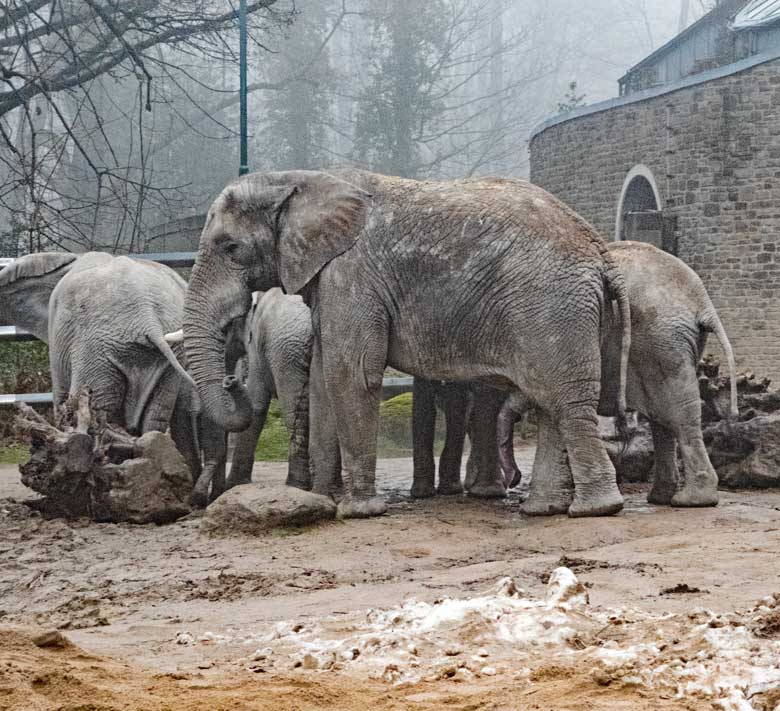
0, 252, 225, 504
499, 241, 738, 512
181, 169, 632, 519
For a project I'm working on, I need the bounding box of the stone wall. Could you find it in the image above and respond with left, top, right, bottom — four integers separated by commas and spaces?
530, 56, 780, 383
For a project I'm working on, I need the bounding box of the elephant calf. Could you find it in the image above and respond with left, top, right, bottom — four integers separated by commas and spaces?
504, 241, 738, 512
225, 289, 327, 491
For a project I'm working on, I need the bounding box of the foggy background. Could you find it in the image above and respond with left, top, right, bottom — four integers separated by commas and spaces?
0, 0, 714, 254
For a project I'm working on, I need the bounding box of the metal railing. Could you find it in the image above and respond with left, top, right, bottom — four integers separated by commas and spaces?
0, 252, 413, 406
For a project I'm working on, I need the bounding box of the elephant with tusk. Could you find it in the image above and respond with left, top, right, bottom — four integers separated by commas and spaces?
179, 169, 631, 519
0, 252, 227, 507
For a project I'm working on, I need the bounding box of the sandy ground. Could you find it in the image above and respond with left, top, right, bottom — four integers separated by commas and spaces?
1, 445, 780, 710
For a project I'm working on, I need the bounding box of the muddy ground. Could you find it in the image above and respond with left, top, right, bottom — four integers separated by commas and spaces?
1, 445, 780, 710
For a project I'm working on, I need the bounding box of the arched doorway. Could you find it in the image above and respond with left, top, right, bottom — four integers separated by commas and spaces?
614, 165, 668, 248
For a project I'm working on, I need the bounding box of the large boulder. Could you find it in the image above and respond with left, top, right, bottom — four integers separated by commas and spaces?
202, 484, 337, 536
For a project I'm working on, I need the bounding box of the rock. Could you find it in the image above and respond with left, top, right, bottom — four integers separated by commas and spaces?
202, 484, 337, 536
90, 432, 192, 524
32, 630, 72, 648
704, 414, 780, 489
301, 653, 319, 670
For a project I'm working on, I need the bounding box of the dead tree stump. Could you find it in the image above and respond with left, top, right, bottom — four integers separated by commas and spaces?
15, 388, 192, 523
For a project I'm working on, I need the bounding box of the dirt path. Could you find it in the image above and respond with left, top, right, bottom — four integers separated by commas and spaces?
1, 448, 779, 710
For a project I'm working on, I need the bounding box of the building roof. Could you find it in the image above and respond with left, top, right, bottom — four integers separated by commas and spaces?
618, 0, 747, 87
733, 0, 780, 29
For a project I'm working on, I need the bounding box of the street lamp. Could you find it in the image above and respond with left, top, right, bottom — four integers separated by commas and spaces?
238, 0, 248, 176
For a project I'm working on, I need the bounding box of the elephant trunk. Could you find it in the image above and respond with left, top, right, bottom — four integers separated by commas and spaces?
183, 260, 252, 433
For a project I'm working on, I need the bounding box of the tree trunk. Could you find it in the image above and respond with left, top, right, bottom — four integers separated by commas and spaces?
15, 387, 192, 523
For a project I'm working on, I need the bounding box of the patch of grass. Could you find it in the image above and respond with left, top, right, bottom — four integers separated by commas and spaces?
252, 391, 447, 462
254, 400, 291, 461
0, 444, 29, 465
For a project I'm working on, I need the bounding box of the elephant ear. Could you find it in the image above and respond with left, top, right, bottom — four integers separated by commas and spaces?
0, 252, 76, 287
0, 252, 77, 341
277, 172, 371, 295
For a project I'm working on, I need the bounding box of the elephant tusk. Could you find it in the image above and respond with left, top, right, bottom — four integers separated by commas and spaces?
164, 329, 184, 343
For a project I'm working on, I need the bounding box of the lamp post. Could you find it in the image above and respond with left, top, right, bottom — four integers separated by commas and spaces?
238, 0, 249, 176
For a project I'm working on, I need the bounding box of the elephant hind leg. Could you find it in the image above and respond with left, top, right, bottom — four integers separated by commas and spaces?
671, 424, 719, 507
465, 385, 507, 500
558, 405, 623, 518
520, 409, 573, 516
647, 421, 678, 505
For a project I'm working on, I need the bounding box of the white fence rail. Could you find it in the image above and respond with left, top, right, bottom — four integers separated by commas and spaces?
0, 252, 413, 406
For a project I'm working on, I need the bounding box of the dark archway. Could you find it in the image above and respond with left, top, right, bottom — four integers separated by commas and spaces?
616, 166, 666, 248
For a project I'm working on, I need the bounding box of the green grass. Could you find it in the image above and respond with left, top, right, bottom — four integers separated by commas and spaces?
253, 400, 291, 461
251, 392, 450, 462
0, 444, 29, 465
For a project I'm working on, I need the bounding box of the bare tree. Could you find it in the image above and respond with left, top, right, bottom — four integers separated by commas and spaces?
350, 0, 557, 179
0, 0, 293, 253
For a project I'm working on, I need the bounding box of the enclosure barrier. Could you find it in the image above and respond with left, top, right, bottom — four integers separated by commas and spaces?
0, 252, 413, 405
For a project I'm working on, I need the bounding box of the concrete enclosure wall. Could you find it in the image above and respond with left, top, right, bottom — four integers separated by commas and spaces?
530, 56, 780, 382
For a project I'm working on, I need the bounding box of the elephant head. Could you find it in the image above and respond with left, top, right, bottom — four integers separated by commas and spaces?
182, 171, 370, 432
0, 252, 77, 341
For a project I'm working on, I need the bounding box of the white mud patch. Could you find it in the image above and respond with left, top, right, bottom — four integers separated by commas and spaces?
178, 569, 780, 710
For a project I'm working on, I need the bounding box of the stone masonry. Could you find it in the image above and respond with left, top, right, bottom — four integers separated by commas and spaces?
530, 56, 780, 382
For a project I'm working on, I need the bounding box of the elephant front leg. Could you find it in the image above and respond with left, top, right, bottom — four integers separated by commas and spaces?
309, 339, 343, 499
227, 406, 267, 489
410, 378, 438, 499
497, 400, 523, 490
520, 410, 573, 516
466, 385, 507, 499
646, 420, 678, 506
284, 387, 312, 491
321, 338, 387, 519
436, 382, 469, 495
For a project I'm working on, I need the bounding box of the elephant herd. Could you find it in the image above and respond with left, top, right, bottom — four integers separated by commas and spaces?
0, 168, 738, 521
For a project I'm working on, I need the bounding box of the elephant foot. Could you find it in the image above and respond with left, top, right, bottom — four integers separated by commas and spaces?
225, 474, 252, 490
437, 479, 464, 496
410, 480, 437, 499
519, 490, 571, 516
337, 495, 388, 519
313, 484, 344, 501
647, 485, 675, 506
671, 486, 719, 508
285, 475, 312, 492
515, 479, 531, 504
190, 489, 210, 509
568, 484, 624, 518
467, 481, 507, 499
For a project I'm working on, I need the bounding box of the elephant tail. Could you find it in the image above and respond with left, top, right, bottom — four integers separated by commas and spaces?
700, 309, 738, 420
148, 332, 201, 412
604, 259, 631, 427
